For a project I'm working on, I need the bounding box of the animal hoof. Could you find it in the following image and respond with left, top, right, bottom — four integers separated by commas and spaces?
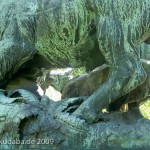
73, 110, 99, 124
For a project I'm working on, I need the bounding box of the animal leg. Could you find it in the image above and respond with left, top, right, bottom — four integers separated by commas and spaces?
72, 19, 147, 123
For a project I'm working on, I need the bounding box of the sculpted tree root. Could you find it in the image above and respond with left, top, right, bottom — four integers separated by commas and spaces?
0, 90, 149, 150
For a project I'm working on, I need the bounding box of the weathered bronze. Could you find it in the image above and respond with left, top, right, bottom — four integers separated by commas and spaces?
0, 0, 150, 148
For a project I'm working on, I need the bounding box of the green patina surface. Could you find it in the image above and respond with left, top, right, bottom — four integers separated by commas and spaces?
0, 0, 149, 123
0, 0, 149, 149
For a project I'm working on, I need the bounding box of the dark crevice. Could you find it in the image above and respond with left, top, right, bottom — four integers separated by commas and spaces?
75, 25, 80, 45
9, 91, 21, 98
98, 118, 105, 122
63, 28, 69, 37
18, 115, 38, 141
62, 98, 84, 113
3, 90, 8, 96
97, 116, 110, 122
145, 37, 150, 44
89, 25, 96, 36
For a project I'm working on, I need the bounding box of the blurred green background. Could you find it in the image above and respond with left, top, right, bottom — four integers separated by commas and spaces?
140, 100, 150, 119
